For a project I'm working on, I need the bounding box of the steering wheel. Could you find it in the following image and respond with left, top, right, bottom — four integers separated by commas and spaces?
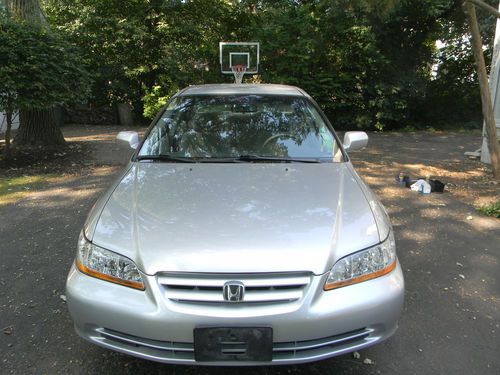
262, 133, 299, 148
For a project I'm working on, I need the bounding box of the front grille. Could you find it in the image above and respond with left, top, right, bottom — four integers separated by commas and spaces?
157, 273, 311, 304
96, 327, 373, 363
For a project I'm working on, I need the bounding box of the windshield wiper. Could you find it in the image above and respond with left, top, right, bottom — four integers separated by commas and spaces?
237, 154, 321, 163
136, 154, 321, 163
136, 154, 197, 163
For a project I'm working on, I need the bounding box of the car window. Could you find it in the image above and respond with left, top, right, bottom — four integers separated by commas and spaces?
139, 95, 340, 161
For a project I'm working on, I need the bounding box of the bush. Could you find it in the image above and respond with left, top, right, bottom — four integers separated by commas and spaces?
477, 201, 500, 218
142, 85, 179, 120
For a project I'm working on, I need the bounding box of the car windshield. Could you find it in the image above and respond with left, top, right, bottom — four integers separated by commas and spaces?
138, 95, 341, 161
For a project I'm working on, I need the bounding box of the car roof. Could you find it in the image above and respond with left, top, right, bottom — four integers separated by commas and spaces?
177, 84, 310, 98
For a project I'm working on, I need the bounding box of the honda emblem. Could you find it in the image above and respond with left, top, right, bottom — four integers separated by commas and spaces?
223, 281, 245, 302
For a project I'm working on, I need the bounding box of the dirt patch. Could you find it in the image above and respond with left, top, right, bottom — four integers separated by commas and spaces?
0, 125, 144, 208
348, 131, 499, 209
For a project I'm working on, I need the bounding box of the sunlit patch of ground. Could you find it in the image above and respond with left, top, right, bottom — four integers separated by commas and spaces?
0, 164, 118, 207
0, 174, 60, 206
19, 166, 118, 209
64, 133, 118, 142
398, 228, 435, 245
63, 125, 146, 143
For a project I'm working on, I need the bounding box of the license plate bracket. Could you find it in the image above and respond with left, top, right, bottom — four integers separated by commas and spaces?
194, 327, 273, 362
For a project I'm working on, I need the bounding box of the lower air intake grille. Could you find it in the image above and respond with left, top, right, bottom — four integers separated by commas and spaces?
96, 327, 373, 363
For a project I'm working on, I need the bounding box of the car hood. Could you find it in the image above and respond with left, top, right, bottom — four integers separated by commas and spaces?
87, 163, 380, 275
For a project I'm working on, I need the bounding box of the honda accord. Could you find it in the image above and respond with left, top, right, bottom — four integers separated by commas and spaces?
66, 84, 404, 365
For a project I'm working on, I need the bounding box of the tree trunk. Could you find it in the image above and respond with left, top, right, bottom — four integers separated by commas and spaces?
464, 1, 500, 179
4, 0, 47, 24
14, 109, 65, 148
5, 0, 61, 150
4, 110, 13, 159
117, 103, 134, 127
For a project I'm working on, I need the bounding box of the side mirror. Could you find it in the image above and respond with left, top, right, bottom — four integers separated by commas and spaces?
116, 131, 139, 149
343, 131, 368, 152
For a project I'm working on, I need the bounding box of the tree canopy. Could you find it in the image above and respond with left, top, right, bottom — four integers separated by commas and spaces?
0, 13, 91, 153
0, 17, 90, 113
3, 0, 492, 131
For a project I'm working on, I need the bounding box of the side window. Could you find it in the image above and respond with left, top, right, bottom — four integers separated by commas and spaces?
140, 99, 181, 155
307, 105, 337, 159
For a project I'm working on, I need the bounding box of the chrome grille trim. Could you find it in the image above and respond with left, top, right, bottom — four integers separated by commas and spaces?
273, 328, 372, 352
157, 273, 311, 304
157, 275, 311, 288
97, 328, 194, 352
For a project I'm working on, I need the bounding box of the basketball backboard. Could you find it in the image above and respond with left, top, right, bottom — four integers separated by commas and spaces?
219, 42, 260, 75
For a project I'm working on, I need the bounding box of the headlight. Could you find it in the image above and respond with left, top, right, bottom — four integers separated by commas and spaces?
76, 232, 145, 290
324, 231, 397, 290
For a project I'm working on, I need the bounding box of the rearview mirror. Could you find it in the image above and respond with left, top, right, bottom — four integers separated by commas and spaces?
343, 131, 368, 152
116, 131, 139, 149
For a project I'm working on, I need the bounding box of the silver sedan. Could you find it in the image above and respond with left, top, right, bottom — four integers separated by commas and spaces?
66, 84, 404, 365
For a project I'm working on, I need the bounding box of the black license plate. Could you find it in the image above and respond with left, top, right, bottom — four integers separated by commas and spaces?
194, 327, 273, 362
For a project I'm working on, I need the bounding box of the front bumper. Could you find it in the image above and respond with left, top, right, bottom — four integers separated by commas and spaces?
66, 261, 404, 366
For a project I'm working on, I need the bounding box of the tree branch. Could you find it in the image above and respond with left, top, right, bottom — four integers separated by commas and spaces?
467, 0, 500, 19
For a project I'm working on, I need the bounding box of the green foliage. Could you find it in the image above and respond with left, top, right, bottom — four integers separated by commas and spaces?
142, 85, 178, 119
0, 16, 91, 114
243, 0, 461, 130
246, 1, 385, 129
477, 201, 500, 218
409, 0, 493, 129
39, 0, 493, 130
42, 0, 237, 116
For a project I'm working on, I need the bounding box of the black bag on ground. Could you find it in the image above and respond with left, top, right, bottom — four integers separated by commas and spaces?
429, 179, 445, 192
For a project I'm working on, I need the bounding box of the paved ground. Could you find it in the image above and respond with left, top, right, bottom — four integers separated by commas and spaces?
0, 126, 499, 374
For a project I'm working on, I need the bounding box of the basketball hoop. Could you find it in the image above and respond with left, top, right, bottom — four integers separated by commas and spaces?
231, 64, 247, 84
220, 42, 259, 82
